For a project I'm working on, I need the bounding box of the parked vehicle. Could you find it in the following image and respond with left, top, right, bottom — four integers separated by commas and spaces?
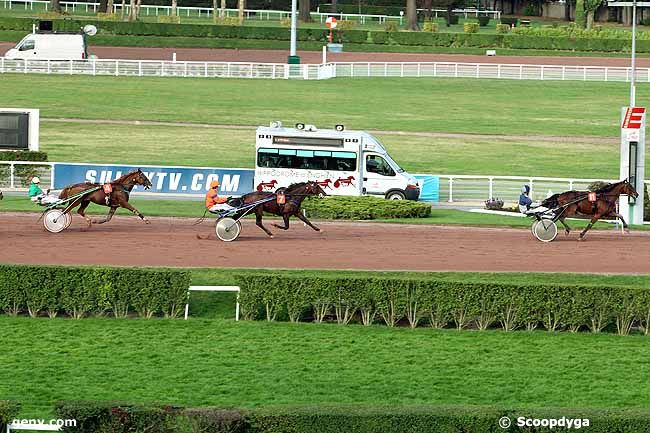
254, 122, 420, 200
4, 24, 96, 60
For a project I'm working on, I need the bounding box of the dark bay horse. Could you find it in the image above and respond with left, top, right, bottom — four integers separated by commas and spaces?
239, 181, 327, 238
58, 169, 153, 227
541, 179, 638, 240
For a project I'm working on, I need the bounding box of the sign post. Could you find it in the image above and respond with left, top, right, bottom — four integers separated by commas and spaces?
620, 106, 646, 225
325, 16, 337, 43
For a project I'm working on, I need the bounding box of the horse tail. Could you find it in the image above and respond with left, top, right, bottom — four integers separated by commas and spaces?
541, 194, 560, 209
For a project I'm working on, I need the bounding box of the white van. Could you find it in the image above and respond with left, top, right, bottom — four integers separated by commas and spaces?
5, 33, 89, 60
254, 122, 420, 200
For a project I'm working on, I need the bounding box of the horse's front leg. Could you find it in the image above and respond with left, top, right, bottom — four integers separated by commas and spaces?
92, 207, 117, 224
255, 208, 274, 238
296, 211, 321, 232
272, 214, 290, 230
120, 202, 150, 224
613, 213, 630, 233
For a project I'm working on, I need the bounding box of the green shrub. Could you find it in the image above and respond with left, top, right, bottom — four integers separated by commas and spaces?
383, 21, 398, 32
496, 23, 510, 34
463, 22, 479, 33
236, 274, 650, 334
371, 31, 390, 44
52, 401, 650, 433
0, 151, 48, 162
0, 265, 190, 319
158, 15, 182, 24
0, 401, 20, 433
337, 20, 356, 30
0, 16, 35, 31
500, 16, 518, 26
445, 14, 459, 25
422, 20, 439, 32
302, 196, 430, 220
95, 12, 120, 20
55, 401, 180, 433
477, 15, 490, 26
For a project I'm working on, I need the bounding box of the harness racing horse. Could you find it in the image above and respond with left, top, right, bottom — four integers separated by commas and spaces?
541, 179, 638, 240
58, 169, 153, 227
239, 181, 327, 238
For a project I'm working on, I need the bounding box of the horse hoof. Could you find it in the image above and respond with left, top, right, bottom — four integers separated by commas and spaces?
144, 219, 151, 225
269, 235, 274, 239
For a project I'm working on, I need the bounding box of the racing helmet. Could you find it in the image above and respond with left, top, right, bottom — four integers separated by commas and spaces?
521, 185, 530, 194
210, 180, 220, 189
32, 176, 40, 184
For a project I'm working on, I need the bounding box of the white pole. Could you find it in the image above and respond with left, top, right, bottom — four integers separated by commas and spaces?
290, 0, 297, 57
322, 45, 326, 63
631, 0, 637, 107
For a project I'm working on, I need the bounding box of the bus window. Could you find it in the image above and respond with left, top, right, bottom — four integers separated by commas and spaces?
258, 148, 357, 171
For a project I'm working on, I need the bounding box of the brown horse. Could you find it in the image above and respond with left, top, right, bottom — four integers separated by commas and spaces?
58, 169, 153, 227
541, 179, 638, 240
239, 181, 327, 238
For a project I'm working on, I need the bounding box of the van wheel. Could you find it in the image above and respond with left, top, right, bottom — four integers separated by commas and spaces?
386, 190, 406, 200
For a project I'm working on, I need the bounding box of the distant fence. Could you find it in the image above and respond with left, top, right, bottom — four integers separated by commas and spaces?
2, 161, 646, 203
0, 0, 500, 22
1, 59, 648, 83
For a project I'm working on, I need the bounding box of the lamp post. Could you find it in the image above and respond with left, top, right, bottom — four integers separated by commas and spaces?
288, 0, 300, 64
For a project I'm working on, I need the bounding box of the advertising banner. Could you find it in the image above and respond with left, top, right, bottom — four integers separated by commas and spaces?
53, 163, 255, 196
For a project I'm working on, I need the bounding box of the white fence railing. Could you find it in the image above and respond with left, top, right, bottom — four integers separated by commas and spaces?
332, 62, 650, 82
1, 161, 646, 203
0, 0, 501, 22
1, 58, 648, 83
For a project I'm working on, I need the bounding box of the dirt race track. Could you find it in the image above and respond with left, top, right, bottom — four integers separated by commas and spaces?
2, 213, 650, 273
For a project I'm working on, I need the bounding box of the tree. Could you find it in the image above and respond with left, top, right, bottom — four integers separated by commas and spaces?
423, 0, 433, 19
584, 0, 603, 29
575, 0, 585, 28
238, 0, 245, 25
299, 0, 313, 22
128, 0, 138, 21
171, 0, 177, 17
50, 0, 61, 13
331, 0, 337, 13
406, 0, 418, 30
98, 0, 108, 13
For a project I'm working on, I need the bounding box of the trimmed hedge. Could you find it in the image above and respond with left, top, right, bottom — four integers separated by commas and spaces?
3, 16, 650, 52
302, 196, 431, 220
0, 265, 190, 319
53, 401, 650, 433
0, 151, 48, 162
0, 401, 20, 433
236, 275, 650, 335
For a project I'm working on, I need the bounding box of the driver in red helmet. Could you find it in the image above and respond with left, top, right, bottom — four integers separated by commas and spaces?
205, 180, 235, 214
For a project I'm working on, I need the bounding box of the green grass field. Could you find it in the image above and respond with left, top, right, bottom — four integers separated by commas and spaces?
3, 314, 650, 417
0, 75, 641, 179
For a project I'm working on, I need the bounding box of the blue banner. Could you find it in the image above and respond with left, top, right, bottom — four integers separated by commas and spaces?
414, 175, 440, 202
53, 163, 255, 196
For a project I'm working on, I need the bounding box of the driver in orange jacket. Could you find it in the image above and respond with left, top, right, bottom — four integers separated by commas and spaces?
205, 180, 235, 214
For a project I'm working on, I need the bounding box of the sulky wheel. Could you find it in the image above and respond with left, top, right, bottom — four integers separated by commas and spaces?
215, 217, 241, 242
532, 219, 558, 243
43, 209, 68, 233
62, 212, 72, 229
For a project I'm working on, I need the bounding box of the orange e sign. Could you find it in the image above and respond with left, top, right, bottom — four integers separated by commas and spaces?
622, 107, 646, 129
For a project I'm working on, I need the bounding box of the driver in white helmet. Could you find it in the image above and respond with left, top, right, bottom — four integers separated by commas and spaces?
519, 184, 549, 214
28, 177, 59, 205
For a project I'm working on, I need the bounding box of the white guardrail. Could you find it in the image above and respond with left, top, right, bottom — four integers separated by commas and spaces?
1, 59, 649, 82
1, 161, 647, 203
0, 0, 500, 22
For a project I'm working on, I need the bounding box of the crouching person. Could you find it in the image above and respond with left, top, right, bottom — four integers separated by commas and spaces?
205, 180, 236, 214
29, 177, 59, 206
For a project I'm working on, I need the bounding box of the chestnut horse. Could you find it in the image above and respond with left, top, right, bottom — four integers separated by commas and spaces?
58, 169, 153, 227
541, 179, 638, 240
238, 181, 327, 238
